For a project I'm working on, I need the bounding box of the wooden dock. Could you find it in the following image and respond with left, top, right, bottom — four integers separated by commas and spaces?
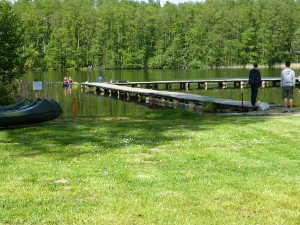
116, 77, 287, 90
81, 82, 254, 109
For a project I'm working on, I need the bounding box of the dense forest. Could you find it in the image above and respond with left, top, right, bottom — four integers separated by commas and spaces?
8, 0, 300, 70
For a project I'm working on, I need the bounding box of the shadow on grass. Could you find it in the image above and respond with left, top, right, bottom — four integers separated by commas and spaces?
0, 109, 270, 160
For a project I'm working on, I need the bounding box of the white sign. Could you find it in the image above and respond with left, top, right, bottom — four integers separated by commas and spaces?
33, 81, 43, 90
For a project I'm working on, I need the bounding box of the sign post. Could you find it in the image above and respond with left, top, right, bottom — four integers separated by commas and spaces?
33, 80, 43, 99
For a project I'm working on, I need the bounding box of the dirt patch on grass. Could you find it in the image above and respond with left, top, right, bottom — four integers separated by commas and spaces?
224, 107, 300, 116
248, 107, 300, 116
0, 142, 20, 145
54, 179, 70, 183
229, 146, 242, 150
47, 143, 57, 146
136, 153, 155, 157
74, 196, 96, 201
149, 147, 180, 152
141, 160, 157, 164
148, 148, 162, 151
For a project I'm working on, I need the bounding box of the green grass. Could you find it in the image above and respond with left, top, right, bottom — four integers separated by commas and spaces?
0, 112, 300, 224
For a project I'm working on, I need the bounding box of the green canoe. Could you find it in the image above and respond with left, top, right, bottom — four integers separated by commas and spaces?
0, 99, 62, 127
0, 99, 31, 111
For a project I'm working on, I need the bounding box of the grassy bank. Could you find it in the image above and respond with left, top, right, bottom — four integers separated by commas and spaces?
0, 111, 299, 224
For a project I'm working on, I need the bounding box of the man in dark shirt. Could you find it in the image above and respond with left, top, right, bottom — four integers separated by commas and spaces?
248, 63, 262, 106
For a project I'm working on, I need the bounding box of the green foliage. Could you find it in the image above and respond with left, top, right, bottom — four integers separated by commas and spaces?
188, 60, 204, 68
0, 85, 14, 105
202, 100, 217, 113
0, 1, 24, 84
10, 0, 300, 69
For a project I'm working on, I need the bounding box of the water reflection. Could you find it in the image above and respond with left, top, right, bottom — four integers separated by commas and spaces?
18, 69, 300, 117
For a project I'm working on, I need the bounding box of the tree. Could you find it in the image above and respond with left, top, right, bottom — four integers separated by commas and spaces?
8, 0, 300, 70
0, 1, 24, 84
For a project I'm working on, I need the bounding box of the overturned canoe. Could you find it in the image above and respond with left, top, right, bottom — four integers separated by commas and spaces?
0, 99, 62, 127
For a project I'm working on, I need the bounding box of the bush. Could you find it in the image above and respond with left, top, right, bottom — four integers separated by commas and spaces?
188, 60, 204, 68
202, 100, 217, 113
0, 85, 14, 106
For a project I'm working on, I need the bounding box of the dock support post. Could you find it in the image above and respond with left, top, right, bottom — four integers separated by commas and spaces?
152, 96, 156, 110
73, 98, 77, 117
241, 93, 244, 110
240, 81, 245, 89
185, 83, 190, 90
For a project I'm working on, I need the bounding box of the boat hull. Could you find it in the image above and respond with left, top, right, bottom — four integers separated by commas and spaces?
0, 99, 31, 111
0, 99, 62, 127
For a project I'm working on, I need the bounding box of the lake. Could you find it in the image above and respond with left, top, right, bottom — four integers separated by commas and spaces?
20, 68, 300, 117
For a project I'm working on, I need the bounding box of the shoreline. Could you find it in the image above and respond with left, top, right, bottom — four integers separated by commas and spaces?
210, 63, 300, 69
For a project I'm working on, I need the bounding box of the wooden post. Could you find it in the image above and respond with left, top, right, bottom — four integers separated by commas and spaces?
185, 83, 189, 90
241, 93, 244, 110
73, 98, 77, 117
152, 96, 156, 110
240, 81, 244, 89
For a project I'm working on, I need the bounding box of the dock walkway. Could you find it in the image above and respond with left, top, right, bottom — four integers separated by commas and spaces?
117, 77, 287, 90
81, 82, 254, 109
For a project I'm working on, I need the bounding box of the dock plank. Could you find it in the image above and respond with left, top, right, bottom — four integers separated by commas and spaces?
117, 77, 285, 86
83, 82, 253, 108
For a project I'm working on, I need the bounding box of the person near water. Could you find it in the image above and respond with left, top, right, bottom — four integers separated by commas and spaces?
248, 63, 262, 106
97, 75, 104, 82
281, 61, 295, 113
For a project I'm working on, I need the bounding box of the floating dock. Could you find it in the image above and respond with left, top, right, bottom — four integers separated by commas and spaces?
117, 77, 287, 90
81, 82, 254, 109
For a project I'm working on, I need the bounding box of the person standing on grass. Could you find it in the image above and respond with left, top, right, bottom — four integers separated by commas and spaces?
281, 61, 295, 113
248, 63, 262, 106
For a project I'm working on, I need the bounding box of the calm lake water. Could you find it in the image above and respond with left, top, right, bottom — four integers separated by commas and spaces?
20, 68, 300, 117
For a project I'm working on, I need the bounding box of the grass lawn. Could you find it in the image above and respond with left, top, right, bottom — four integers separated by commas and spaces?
0, 110, 299, 224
